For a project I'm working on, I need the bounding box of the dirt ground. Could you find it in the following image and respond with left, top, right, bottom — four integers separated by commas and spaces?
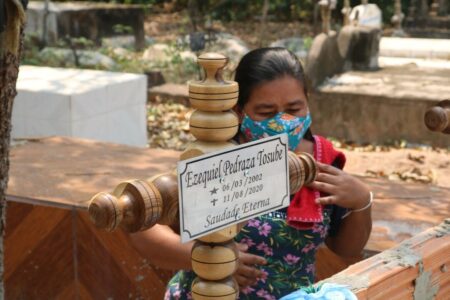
340, 146, 449, 188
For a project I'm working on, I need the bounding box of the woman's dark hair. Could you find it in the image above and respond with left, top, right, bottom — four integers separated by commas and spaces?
234, 47, 308, 109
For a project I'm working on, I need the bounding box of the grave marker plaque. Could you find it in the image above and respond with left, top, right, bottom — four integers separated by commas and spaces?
178, 134, 289, 243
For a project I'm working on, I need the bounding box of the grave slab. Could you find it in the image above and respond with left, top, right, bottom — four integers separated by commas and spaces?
311, 65, 450, 148
12, 66, 147, 147
379, 37, 450, 60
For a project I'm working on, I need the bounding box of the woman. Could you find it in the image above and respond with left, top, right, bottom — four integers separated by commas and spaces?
131, 48, 372, 299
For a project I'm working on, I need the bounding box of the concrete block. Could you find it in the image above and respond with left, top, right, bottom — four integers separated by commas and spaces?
380, 37, 450, 60
12, 66, 147, 147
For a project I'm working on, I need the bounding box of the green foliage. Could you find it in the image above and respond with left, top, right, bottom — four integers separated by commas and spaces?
112, 24, 134, 34
39, 0, 159, 5
206, 0, 316, 22
21, 31, 199, 84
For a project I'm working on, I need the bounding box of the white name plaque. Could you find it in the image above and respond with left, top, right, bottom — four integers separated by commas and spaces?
177, 134, 289, 243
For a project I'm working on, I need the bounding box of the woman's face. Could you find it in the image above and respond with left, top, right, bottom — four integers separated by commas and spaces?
239, 75, 309, 122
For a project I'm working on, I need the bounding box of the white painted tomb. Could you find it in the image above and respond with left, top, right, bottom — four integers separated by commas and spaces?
12, 66, 147, 147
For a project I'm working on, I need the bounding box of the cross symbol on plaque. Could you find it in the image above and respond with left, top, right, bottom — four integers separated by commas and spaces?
211, 198, 218, 206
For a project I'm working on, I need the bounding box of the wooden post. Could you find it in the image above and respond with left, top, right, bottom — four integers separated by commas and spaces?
87, 53, 318, 299
183, 53, 241, 299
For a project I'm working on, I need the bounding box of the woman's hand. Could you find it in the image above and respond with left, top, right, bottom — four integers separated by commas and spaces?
308, 162, 370, 210
234, 243, 267, 289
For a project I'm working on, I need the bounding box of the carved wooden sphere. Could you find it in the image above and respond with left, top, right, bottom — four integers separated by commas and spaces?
88, 180, 162, 232
189, 110, 239, 142
147, 172, 179, 225
191, 277, 239, 300
297, 152, 318, 185
288, 151, 318, 194
424, 100, 450, 134
288, 151, 305, 194
191, 241, 238, 281
189, 91, 238, 112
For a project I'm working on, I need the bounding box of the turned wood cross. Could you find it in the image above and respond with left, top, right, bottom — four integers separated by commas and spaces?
87, 53, 318, 299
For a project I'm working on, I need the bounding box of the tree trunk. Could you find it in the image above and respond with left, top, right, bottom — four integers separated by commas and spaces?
0, 0, 26, 297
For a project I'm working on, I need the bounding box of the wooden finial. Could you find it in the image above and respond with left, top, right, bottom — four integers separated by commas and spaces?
147, 172, 179, 225
424, 100, 450, 134
197, 53, 228, 83
288, 151, 318, 195
188, 53, 238, 112
191, 241, 239, 281
189, 110, 239, 142
191, 277, 239, 299
88, 180, 162, 232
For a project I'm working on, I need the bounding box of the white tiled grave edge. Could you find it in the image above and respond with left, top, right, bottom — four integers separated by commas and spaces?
12, 66, 147, 147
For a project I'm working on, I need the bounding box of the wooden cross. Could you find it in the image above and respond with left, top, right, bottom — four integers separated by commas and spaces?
87, 53, 318, 299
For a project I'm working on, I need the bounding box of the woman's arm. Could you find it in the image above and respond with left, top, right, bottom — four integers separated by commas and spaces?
325, 206, 372, 257
309, 162, 372, 257
129, 224, 267, 290
129, 224, 193, 270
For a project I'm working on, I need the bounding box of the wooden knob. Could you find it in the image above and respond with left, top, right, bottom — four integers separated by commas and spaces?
191, 241, 238, 281
424, 100, 450, 134
288, 151, 318, 194
191, 277, 239, 300
298, 152, 318, 185
189, 110, 239, 142
288, 151, 305, 194
88, 179, 162, 232
189, 52, 238, 113
147, 172, 179, 226
197, 53, 228, 83
189, 91, 238, 112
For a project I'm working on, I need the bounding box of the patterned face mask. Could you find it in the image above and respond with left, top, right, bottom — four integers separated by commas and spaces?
240, 112, 312, 151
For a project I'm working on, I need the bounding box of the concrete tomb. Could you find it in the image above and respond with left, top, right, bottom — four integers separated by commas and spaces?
12, 66, 147, 147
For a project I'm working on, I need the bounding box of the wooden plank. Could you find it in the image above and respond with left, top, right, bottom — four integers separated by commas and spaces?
5, 206, 75, 299
76, 211, 171, 299
4, 201, 33, 237
78, 212, 173, 289
5, 203, 69, 279
5, 201, 172, 299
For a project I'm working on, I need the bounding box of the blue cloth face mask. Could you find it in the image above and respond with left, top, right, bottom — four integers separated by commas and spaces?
240, 111, 312, 151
